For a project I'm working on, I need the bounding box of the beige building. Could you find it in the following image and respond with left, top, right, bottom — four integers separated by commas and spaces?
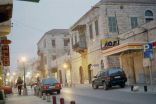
102, 21, 156, 84
70, 0, 156, 85
37, 29, 70, 78
0, 0, 12, 86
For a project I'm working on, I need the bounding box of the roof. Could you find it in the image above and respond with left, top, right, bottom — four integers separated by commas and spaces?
70, 0, 156, 30
98, 0, 156, 4
37, 29, 69, 45
45, 29, 69, 35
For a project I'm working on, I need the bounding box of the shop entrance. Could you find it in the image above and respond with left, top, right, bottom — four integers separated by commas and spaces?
79, 66, 84, 84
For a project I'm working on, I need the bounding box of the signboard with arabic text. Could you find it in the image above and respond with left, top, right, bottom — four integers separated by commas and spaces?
101, 38, 119, 50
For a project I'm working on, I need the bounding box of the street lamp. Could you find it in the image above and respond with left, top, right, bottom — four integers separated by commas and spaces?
12, 72, 16, 87
21, 56, 27, 95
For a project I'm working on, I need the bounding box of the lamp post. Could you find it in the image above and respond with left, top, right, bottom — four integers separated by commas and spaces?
63, 63, 68, 86
21, 56, 27, 95
12, 72, 16, 87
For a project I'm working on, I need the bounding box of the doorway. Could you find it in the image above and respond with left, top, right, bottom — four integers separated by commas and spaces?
79, 66, 84, 84
88, 64, 93, 83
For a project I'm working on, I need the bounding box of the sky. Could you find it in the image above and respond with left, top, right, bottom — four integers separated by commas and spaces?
8, 0, 100, 71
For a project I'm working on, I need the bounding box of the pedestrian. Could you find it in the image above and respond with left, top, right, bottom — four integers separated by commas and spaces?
16, 77, 23, 95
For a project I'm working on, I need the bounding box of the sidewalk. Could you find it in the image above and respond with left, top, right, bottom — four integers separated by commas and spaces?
116, 85, 156, 94
5, 95, 52, 104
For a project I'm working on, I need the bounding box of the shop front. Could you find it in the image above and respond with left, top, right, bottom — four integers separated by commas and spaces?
102, 43, 147, 85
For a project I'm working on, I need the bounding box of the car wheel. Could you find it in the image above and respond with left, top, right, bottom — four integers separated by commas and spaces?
120, 83, 125, 88
57, 90, 61, 94
103, 82, 108, 90
92, 82, 98, 89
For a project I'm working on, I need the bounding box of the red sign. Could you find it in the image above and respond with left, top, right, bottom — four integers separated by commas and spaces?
1, 45, 10, 66
0, 39, 11, 44
152, 41, 156, 47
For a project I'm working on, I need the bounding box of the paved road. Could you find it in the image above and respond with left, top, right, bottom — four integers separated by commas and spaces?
5, 86, 156, 104
57, 87, 156, 104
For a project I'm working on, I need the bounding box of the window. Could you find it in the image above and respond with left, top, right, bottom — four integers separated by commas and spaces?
44, 56, 47, 64
52, 40, 55, 47
52, 55, 56, 60
43, 39, 46, 48
71, 37, 73, 46
64, 38, 69, 46
89, 24, 93, 39
108, 17, 117, 32
75, 35, 77, 43
95, 20, 99, 36
145, 10, 153, 16
131, 17, 138, 29
145, 10, 154, 23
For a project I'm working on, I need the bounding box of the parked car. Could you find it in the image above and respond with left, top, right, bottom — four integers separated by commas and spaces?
40, 77, 61, 94
0, 86, 12, 94
92, 67, 127, 90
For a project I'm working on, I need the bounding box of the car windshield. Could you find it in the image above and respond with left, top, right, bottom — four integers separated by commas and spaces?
42, 78, 58, 85
108, 68, 123, 75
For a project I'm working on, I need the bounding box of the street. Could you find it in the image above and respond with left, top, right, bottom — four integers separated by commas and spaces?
6, 86, 156, 104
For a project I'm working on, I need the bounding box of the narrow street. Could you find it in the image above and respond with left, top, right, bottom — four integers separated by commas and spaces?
6, 86, 156, 104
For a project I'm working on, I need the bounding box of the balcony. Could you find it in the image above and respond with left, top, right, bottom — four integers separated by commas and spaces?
0, 2, 13, 36
73, 41, 87, 53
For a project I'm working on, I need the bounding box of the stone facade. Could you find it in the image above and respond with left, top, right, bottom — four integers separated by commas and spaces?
70, 0, 156, 85
37, 29, 70, 78
118, 21, 156, 84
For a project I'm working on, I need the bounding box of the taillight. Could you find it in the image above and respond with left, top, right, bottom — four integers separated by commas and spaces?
55, 83, 61, 88
43, 85, 49, 90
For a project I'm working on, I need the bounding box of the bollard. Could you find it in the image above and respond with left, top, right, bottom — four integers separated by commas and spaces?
42, 93, 46, 100
70, 101, 75, 104
131, 85, 133, 91
144, 86, 147, 92
47, 94, 51, 102
60, 98, 64, 104
52, 96, 57, 104
39, 92, 42, 98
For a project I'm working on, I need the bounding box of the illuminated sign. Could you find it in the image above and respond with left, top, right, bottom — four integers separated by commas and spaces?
1, 45, 10, 66
101, 38, 119, 50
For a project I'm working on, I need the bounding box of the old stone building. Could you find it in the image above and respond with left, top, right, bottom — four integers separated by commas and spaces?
37, 29, 70, 78
70, 0, 156, 85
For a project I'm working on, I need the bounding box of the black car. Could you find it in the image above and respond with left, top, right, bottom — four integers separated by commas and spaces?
40, 77, 62, 94
92, 68, 127, 90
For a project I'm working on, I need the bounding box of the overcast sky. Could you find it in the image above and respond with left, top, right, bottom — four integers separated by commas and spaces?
8, 0, 100, 71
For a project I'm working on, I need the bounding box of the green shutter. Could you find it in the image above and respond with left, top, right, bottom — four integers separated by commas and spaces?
19, 0, 40, 3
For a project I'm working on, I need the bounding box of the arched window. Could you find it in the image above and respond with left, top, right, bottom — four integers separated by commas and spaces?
145, 10, 153, 16
145, 10, 154, 23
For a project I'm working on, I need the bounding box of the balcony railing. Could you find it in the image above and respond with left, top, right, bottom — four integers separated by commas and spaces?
72, 40, 87, 53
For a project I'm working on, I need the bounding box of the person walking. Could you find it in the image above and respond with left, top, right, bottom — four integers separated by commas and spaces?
16, 77, 23, 95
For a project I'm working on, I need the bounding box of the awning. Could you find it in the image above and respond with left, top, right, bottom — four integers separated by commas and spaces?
102, 43, 144, 56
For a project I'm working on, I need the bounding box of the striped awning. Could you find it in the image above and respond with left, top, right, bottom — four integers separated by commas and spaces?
102, 43, 144, 56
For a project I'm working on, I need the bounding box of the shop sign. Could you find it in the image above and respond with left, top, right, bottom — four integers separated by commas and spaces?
101, 38, 119, 50
152, 41, 156, 47
0, 39, 11, 44
1, 45, 10, 66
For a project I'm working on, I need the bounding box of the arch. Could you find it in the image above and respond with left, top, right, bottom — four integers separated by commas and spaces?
145, 10, 154, 23
145, 10, 153, 16
101, 59, 104, 70
79, 66, 84, 84
88, 64, 93, 83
